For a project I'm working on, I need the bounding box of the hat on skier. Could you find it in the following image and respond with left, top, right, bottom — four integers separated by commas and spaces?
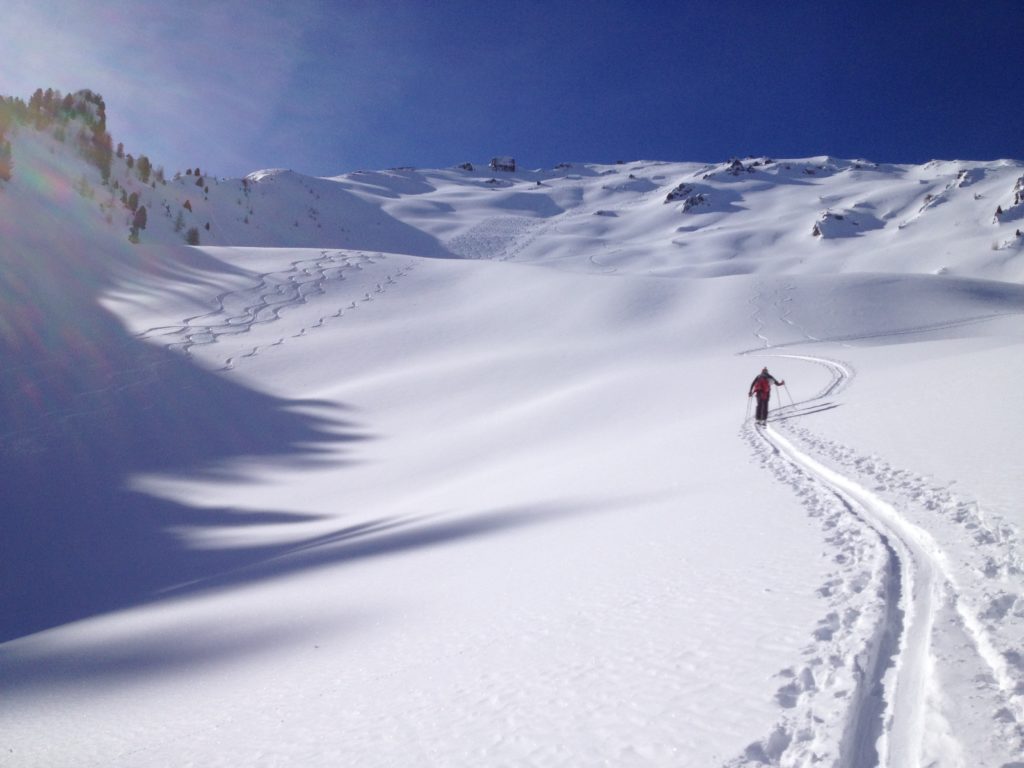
761, 367, 769, 373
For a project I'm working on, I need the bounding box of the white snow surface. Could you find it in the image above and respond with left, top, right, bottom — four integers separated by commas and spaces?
2, 126, 1024, 767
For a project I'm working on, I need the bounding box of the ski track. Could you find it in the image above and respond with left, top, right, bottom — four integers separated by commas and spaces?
9, 221, 1021, 763
0, 251, 414, 455
445, 171, 663, 265
733, 284, 1024, 766
446, 215, 548, 261
733, 334, 1024, 764
136, 250, 415, 370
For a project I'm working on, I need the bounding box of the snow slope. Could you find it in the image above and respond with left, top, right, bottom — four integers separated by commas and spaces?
2, 117, 1023, 767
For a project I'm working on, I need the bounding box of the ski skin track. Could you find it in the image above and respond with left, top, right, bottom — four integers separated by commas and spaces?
763, 354, 1024, 729
758, 421, 934, 768
747, 415, 901, 768
748, 347, 1024, 767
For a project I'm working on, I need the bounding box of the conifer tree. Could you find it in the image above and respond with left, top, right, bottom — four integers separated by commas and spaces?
133, 205, 147, 231
28, 88, 43, 116
137, 154, 152, 184
129, 205, 148, 243
92, 129, 113, 182
0, 139, 12, 182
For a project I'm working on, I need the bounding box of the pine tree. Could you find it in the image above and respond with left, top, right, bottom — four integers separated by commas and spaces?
28, 88, 43, 117
0, 139, 12, 182
137, 154, 152, 184
129, 205, 148, 243
92, 129, 113, 182
0, 100, 12, 180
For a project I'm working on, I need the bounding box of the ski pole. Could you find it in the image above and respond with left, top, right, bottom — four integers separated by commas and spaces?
745, 395, 753, 422
783, 384, 796, 407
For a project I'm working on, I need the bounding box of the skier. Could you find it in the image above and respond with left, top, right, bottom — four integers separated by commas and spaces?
749, 367, 785, 424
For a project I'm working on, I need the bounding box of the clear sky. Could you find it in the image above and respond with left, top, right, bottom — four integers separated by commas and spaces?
2, 0, 1021, 178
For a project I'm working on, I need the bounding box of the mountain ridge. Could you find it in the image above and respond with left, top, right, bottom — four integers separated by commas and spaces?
3, 89, 1022, 278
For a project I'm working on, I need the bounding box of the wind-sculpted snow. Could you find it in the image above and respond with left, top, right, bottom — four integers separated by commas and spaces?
812, 205, 886, 238
35, 119, 1019, 279
3, 116, 1024, 766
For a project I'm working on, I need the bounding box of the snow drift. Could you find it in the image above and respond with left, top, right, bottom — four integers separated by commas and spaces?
2, 109, 1023, 767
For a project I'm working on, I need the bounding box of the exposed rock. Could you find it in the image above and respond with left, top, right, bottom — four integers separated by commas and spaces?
664, 182, 707, 211
665, 182, 693, 203
681, 193, 706, 212
812, 206, 884, 238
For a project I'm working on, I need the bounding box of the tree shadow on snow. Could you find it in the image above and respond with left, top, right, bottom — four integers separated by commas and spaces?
0, 213, 623, 693
0, 216, 369, 645
0, 498, 619, 692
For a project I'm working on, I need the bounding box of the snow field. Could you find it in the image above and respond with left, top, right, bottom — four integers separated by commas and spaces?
5, 247, 850, 766
3, 121, 1024, 766
741, 335, 1024, 766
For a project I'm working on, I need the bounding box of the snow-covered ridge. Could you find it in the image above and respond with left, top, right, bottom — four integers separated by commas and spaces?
2, 95, 1023, 767
2, 101, 1022, 278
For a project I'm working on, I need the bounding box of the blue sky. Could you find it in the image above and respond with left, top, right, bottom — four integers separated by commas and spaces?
2, 0, 1021, 178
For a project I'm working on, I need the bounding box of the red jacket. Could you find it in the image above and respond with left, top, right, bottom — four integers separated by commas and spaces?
749, 373, 781, 399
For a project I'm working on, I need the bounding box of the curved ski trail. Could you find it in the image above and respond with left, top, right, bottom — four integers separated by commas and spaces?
735, 340, 1024, 766
762, 423, 936, 767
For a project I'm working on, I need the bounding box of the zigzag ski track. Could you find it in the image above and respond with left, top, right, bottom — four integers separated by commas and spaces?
136, 250, 415, 370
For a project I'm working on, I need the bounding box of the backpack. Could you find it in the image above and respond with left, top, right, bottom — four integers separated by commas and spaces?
752, 375, 771, 397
